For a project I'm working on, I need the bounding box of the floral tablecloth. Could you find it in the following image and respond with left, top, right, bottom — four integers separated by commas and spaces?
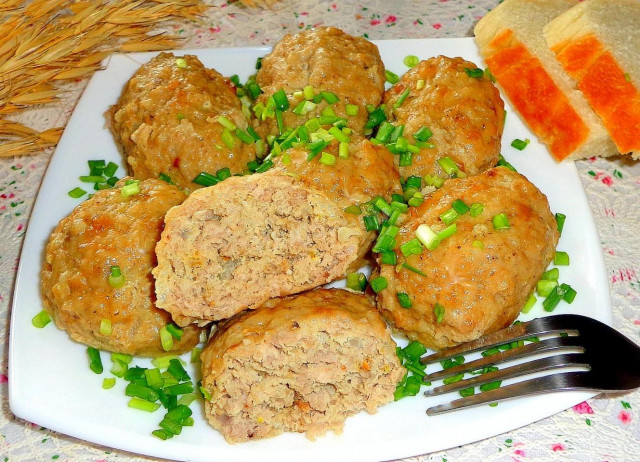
1, 1, 639, 461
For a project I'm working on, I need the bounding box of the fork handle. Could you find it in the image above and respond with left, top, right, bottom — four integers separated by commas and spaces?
426, 372, 594, 415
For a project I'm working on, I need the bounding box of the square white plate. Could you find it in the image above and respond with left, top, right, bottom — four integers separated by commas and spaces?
9, 37, 611, 462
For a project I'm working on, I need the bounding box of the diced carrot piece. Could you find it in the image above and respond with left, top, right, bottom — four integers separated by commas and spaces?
485, 32, 589, 161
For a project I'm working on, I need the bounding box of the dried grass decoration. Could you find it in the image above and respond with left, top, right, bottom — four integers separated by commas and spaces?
0, 0, 209, 157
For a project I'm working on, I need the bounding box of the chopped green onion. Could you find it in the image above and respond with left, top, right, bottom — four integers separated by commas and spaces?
321, 91, 339, 104
497, 154, 517, 172
416, 79, 426, 90
537, 279, 558, 297
365, 106, 387, 129
380, 250, 398, 265
400, 238, 424, 257
443, 373, 464, 385
370, 276, 388, 293
541, 267, 560, 281
480, 380, 502, 392
167, 359, 190, 382
217, 115, 237, 131
165, 323, 184, 341
144, 368, 164, 389
235, 128, 254, 144
338, 141, 349, 159
434, 303, 445, 323
484, 67, 496, 83
385, 70, 400, 84
79, 175, 106, 183
272, 89, 289, 111
345, 104, 359, 116
398, 151, 412, 166
560, 283, 577, 303
160, 325, 174, 352
451, 199, 470, 215
397, 292, 412, 308
175, 58, 187, 69
129, 397, 161, 412
440, 208, 459, 226
319, 152, 336, 166
404, 55, 419, 68
415, 224, 440, 251
102, 378, 116, 389
511, 138, 530, 150
437, 156, 459, 176
87, 347, 103, 374
413, 126, 433, 142
255, 159, 273, 173
126, 382, 159, 402
407, 192, 423, 207
464, 67, 484, 78
99, 319, 112, 336
344, 205, 362, 215
151, 355, 185, 369
164, 382, 194, 396
68, 187, 86, 198
393, 89, 410, 109
120, 180, 140, 198
346, 272, 368, 292
437, 223, 457, 240
88, 159, 105, 175
554, 251, 570, 266
470, 202, 484, 217
192, 172, 218, 187
459, 387, 475, 398
521, 292, 537, 314
492, 213, 510, 230
221, 128, 235, 148
152, 429, 172, 440
32, 310, 51, 328
363, 214, 379, 232
401, 262, 428, 277
158, 173, 173, 184
108, 265, 125, 288
472, 240, 484, 249
555, 213, 566, 236
543, 284, 567, 312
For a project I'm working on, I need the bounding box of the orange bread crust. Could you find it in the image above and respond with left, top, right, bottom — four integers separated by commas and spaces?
553, 34, 640, 154
485, 29, 589, 161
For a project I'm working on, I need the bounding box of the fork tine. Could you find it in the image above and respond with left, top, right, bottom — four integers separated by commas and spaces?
426, 371, 593, 415
420, 316, 579, 366
423, 335, 585, 381
423, 353, 589, 397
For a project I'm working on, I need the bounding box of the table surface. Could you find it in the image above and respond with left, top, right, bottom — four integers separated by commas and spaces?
1, 1, 639, 461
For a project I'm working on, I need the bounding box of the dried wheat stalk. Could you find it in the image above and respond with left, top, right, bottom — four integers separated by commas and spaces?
0, 0, 209, 157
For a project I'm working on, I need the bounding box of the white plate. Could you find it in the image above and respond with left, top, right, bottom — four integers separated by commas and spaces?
9, 37, 611, 462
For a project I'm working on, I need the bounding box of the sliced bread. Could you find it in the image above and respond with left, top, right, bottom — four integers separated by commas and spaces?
544, 0, 640, 158
474, 0, 619, 161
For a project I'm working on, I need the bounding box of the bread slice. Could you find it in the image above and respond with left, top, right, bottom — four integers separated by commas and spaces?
544, 0, 640, 158
474, 0, 619, 161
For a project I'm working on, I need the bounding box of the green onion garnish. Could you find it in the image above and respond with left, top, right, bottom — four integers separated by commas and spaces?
87, 347, 103, 374
470, 202, 484, 217
440, 208, 459, 225
160, 326, 174, 352
537, 279, 558, 297
541, 267, 560, 281
68, 187, 86, 198
345, 104, 359, 116
129, 397, 161, 412
401, 262, 428, 277
32, 310, 51, 328
480, 380, 502, 392
144, 368, 164, 389
434, 303, 445, 323
511, 138, 530, 150
415, 224, 439, 251
99, 319, 112, 336
404, 55, 419, 68
365, 106, 387, 129
555, 213, 566, 235
437, 223, 457, 240
120, 179, 140, 198
400, 238, 424, 257
451, 199, 470, 215
272, 89, 289, 111
497, 154, 517, 172
380, 250, 398, 265
165, 323, 184, 341
492, 213, 510, 230
543, 284, 566, 312
217, 115, 237, 131
88, 159, 105, 175
363, 214, 379, 232
385, 70, 400, 84
102, 378, 116, 389
175, 58, 187, 69
397, 292, 412, 308
344, 205, 361, 215
437, 156, 459, 176
464, 67, 484, 78
393, 89, 410, 109
108, 265, 125, 288
413, 126, 433, 142
321, 91, 339, 104
521, 292, 537, 314
255, 159, 273, 173
319, 152, 336, 166
79, 175, 106, 183
346, 272, 368, 292
561, 283, 577, 303
370, 276, 388, 293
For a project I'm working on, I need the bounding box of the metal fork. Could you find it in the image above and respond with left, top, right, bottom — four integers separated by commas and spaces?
420, 314, 640, 415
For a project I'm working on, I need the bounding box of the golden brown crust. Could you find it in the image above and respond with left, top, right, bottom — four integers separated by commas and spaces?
108, 52, 255, 191
383, 56, 505, 178
41, 178, 203, 356
375, 167, 559, 350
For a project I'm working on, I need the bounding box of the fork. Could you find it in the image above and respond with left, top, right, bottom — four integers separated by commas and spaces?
420, 314, 640, 415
